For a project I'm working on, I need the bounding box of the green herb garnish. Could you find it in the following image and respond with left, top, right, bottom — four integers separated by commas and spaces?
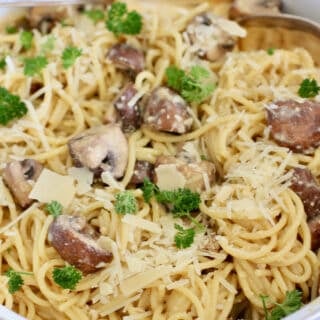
0, 87, 27, 125
298, 78, 320, 98
23, 56, 48, 76
115, 190, 137, 215
260, 290, 302, 320
20, 30, 33, 50
52, 265, 82, 290
0, 58, 6, 70
6, 26, 18, 34
62, 46, 82, 69
46, 200, 63, 217
85, 9, 105, 23
106, 2, 142, 36
5, 269, 32, 294
166, 65, 215, 103
174, 223, 196, 249
267, 47, 275, 55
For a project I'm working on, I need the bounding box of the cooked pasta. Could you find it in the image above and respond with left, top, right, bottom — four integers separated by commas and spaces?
0, 1, 319, 320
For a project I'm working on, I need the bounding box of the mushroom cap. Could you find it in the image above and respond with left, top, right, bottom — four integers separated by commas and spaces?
107, 43, 145, 75
49, 215, 113, 274
3, 159, 43, 208
68, 124, 128, 179
144, 87, 193, 134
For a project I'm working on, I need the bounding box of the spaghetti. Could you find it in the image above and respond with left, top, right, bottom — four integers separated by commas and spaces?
0, 1, 319, 320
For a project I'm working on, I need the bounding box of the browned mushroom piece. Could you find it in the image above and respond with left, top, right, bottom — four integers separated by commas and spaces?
308, 217, 320, 251
185, 13, 246, 61
229, 0, 281, 19
266, 100, 320, 153
28, 6, 68, 33
290, 167, 320, 219
154, 155, 216, 193
107, 43, 145, 76
114, 83, 142, 133
49, 215, 113, 274
144, 87, 193, 134
130, 161, 154, 185
68, 124, 128, 179
3, 159, 43, 208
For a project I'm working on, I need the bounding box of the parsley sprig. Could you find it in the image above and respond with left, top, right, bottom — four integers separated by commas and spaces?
106, 2, 142, 36
0, 87, 28, 125
298, 78, 320, 98
115, 191, 137, 215
24, 56, 48, 76
85, 9, 105, 23
166, 65, 215, 103
260, 290, 302, 320
174, 224, 196, 249
20, 30, 33, 50
46, 200, 63, 217
52, 265, 82, 290
5, 269, 33, 294
141, 179, 203, 248
62, 46, 82, 69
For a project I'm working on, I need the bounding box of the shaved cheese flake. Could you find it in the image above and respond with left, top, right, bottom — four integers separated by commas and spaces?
155, 164, 186, 190
101, 171, 124, 190
166, 278, 189, 290
0, 203, 38, 235
120, 266, 172, 296
123, 311, 153, 320
29, 169, 75, 207
122, 215, 161, 234
216, 17, 247, 37
68, 167, 94, 195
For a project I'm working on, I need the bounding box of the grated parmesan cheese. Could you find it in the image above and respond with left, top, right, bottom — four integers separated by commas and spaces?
122, 215, 161, 234
68, 167, 94, 195
155, 164, 186, 190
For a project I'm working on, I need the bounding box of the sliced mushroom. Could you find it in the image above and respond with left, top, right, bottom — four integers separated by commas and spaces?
107, 43, 145, 76
68, 124, 128, 179
185, 13, 246, 61
154, 155, 216, 193
307, 217, 320, 251
230, 0, 281, 19
28, 6, 68, 33
130, 161, 154, 186
49, 215, 113, 274
144, 87, 193, 134
290, 167, 320, 220
3, 159, 43, 208
266, 100, 320, 153
114, 83, 142, 133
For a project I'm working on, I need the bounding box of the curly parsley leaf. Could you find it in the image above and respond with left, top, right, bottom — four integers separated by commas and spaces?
6, 26, 18, 34
46, 200, 63, 217
106, 2, 142, 36
0, 87, 28, 125
20, 30, 33, 50
174, 223, 196, 249
156, 188, 200, 215
52, 265, 82, 290
0, 58, 6, 70
62, 46, 82, 69
115, 191, 137, 215
298, 78, 320, 98
85, 9, 105, 23
23, 56, 48, 76
141, 178, 158, 203
5, 269, 32, 294
166, 65, 215, 103
260, 290, 302, 320
267, 47, 275, 55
